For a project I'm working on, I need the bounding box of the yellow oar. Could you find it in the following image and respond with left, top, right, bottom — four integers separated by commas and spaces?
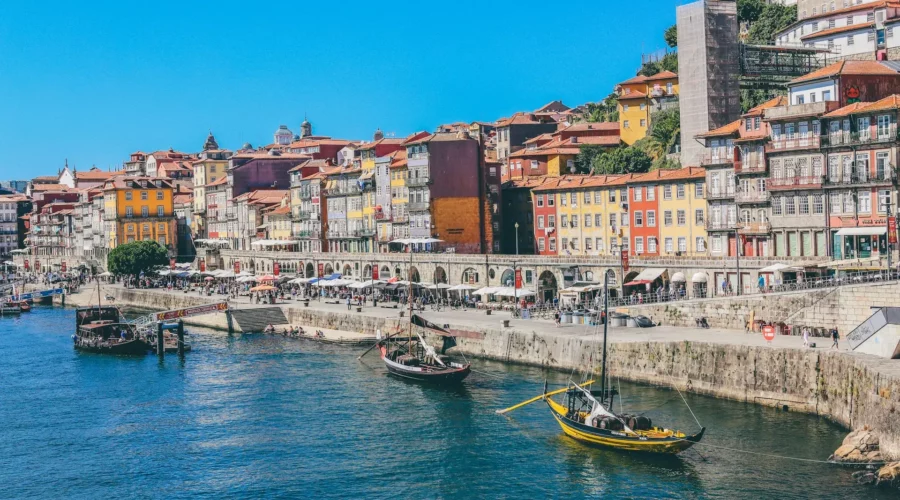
496, 379, 595, 415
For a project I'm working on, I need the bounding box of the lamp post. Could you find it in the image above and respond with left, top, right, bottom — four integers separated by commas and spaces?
514, 222, 519, 255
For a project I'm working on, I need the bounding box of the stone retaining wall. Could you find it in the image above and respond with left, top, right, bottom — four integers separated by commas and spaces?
63, 286, 900, 459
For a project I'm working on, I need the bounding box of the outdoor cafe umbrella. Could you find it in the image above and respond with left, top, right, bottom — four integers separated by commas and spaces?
258, 275, 277, 282
250, 284, 277, 292
204, 277, 215, 281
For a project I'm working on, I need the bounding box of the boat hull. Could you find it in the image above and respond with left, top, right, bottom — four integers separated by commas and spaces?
383, 356, 471, 385
75, 338, 151, 356
546, 397, 704, 454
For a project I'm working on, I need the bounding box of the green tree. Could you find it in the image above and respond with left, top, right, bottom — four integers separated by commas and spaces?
664, 24, 677, 48
638, 52, 678, 77
578, 93, 619, 123
737, 0, 765, 23
746, 3, 796, 44
574, 144, 610, 174
107, 240, 169, 277
592, 146, 653, 175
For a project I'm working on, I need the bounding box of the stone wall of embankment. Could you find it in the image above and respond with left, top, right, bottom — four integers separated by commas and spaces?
62, 287, 900, 459
622, 281, 900, 334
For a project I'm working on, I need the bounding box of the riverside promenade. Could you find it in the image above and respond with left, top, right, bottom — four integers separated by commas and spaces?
63, 282, 900, 460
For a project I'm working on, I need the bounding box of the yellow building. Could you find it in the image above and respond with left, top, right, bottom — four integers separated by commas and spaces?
191, 135, 231, 237
264, 202, 292, 241
532, 174, 633, 257
616, 70, 679, 145
655, 167, 708, 257
102, 176, 176, 251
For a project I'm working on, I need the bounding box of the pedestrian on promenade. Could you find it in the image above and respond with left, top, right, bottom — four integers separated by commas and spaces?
554, 310, 560, 327
831, 327, 840, 350
721, 278, 728, 296
802, 326, 810, 348
758, 275, 765, 293
347, 296, 351, 311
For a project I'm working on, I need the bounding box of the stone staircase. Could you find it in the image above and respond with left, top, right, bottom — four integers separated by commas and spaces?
229, 307, 289, 333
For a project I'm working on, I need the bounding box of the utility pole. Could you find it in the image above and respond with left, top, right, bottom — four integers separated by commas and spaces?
514, 222, 519, 256
735, 229, 742, 296
886, 194, 893, 272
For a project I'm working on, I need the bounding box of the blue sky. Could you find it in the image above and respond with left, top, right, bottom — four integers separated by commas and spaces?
0, 0, 682, 178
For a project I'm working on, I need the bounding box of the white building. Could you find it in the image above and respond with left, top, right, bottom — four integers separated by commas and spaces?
777, 2, 900, 60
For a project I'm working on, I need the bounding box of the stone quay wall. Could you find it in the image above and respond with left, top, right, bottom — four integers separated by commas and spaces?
63, 286, 900, 459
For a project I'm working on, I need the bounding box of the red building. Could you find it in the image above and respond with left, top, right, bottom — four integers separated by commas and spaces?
531, 178, 562, 255
628, 171, 664, 257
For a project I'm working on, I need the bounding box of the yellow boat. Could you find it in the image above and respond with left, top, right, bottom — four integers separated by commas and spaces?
544, 383, 705, 454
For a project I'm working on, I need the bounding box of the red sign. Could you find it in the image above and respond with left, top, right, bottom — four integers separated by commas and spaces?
621, 249, 629, 272
155, 302, 228, 322
514, 269, 522, 289
34, 260, 40, 271
199, 258, 206, 272
762, 325, 776, 342
61, 262, 67, 273
890, 217, 897, 245
317, 263, 324, 278
170, 258, 176, 270
274, 262, 280, 276
233, 261, 240, 274
372, 266, 379, 280
24, 259, 29, 271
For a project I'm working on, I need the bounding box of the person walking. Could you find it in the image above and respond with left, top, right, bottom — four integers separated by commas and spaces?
346, 296, 351, 311
554, 310, 561, 327
802, 326, 810, 348
831, 326, 840, 350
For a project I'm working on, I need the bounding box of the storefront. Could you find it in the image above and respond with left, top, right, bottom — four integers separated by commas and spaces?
833, 227, 887, 259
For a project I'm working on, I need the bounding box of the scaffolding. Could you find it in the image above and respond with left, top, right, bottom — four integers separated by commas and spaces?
739, 43, 837, 91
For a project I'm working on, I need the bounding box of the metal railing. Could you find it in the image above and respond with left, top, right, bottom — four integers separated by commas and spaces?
735, 190, 770, 203
825, 171, 894, 186
736, 159, 766, 174
705, 220, 736, 231
406, 177, 430, 187
767, 175, 824, 190
700, 150, 735, 166
821, 130, 899, 148
737, 221, 771, 234
706, 189, 735, 200
408, 202, 430, 212
766, 136, 821, 152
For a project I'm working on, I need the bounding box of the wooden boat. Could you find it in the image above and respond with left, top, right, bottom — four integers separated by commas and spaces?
73, 306, 150, 355
18, 301, 31, 312
377, 315, 470, 385
0, 303, 21, 315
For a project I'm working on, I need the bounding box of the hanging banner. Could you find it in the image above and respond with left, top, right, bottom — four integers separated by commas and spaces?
317, 263, 324, 278
621, 250, 629, 272
890, 217, 897, 244
274, 262, 280, 276
372, 266, 379, 280
34, 260, 40, 272
170, 258, 176, 270
61, 262, 67, 273
24, 259, 29, 271
233, 261, 240, 274
515, 269, 522, 289
199, 258, 206, 272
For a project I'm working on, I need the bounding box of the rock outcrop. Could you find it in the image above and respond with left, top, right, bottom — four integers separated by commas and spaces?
829, 427, 883, 463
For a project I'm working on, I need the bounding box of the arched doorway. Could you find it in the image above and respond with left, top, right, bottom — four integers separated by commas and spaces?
605, 269, 616, 285
324, 263, 334, 275
433, 266, 447, 284
343, 264, 353, 277
394, 267, 402, 278
363, 264, 372, 279
305, 263, 314, 278
461, 267, 479, 285
500, 268, 515, 287
408, 266, 421, 283
538, 271, 558, 302
691, 272, 709, 298
381, 265, 391, 279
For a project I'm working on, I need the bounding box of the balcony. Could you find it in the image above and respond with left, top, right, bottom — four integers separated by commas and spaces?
737, 221, 771, 235
766, 136, 821, 152
406, 177, 431, 187
821, 129, 900, 148
825, 171, 895, 186
700, 150, 735, 166
735, 159, 766, 174
357, 227, 376, 237
392, 213, 409, 223
734, 190, 770, 204
296, 230, 320, 239
408, 202, 430, 212
705, 220, 736, 231
409, 152, 429, 160
324, 185, 362, 196
297, 210, 314, 220
706, 189, 735, 200
767, 175, 824, 191
763, 101, 839, 121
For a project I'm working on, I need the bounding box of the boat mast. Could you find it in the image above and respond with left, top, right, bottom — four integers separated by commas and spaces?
600, 273, 609, 408
408, 244, 413, 349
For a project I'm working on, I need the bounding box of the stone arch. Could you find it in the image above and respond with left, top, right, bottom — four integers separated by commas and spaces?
363, 264, 372, 278
461, 267, 479, 285
433, 266, 447, 284
408, 266, 421, 283
583, 270, 595, 281
488, 268, 496, 280
381, 265, 391, 278
499, 268, 515, 287
324, 263, 334, 275
605, 269, 617, 285
394, 266, 402, 278
305, 263, 314, 278
342, 264, 353, 277
538, 271, 558, 302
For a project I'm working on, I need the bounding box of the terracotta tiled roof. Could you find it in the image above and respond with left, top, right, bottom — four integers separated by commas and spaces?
31, 184, 69, 191
823, 94, 900, 117
32, 176, 59, 183
267, 205, 291, 216
557, 122, 619, 132
523, 133, 554, 145
743, 96, 788, 117
695, 119, 742, 139
644, 70, 678, 82
618, 75, 648, 85
661, 166, 706, 181
618, 90, 648, 100
206, 176, 228, 188
790, 60, 900, 85
801, 21, 875, 41
357, 138, 405, 151
495, 113, 552, 127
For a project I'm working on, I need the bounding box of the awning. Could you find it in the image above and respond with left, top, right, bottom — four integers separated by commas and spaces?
624, 279, 651, 286
836, 227, 888, 237
670, 272, 686, 282
632, 268, 667, 282
692, 272, 708, 283
759, 263, 794, 273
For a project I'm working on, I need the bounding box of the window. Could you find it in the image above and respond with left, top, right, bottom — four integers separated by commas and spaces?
785, 196, 796, 215
634, 186, 643, 202
561, 214, 568, 227
773, 195, 783, 216
594, 191, 602, 203
848, 34, 854, 45
664, 211, 673, 226
530, 160, 539, 170
561, 237, 568, 249
796, 94, 805, 105
595, 214, 602, 227
695, 183, 703, 198
537, 215, 544, 229
609, 190, 616, 202
847, 16, 854, 25
634, 211, 643, 226
571, 215, 578, 227
640, 102, 646, 111
712, 235, 722, 253
547, 195, 554, 206
635, 237, 644, 254
830, 193, 842, 214
584, 214, 592, 227
570, 192, 577, 205
141, 206, 149, 217
813, 194, 824, 214
584, 191, 591, 204
843, 191, 854, 213
663, 185, 672, 200
560, 194, 567, 207
548, 215, 556, 227
647, 210, 656, 227
156, 191, 163, 200
624, 120, 630, 128
157, 206, 164, 217
695, 209, 704, 225
623, 104, 629, 112
125, 192, 133, 201
536, 195, 544, 207
823, 90, 832, 101
585, 238, 592, 251
878, 115, 891, 138
647, 186, 655, 201
621, 212, 628, 226
538, 238, 545, 252
858, 191, 871, 213
676, 184, 685, 199
549, 238, 556, 251
879, 189, 891, 213
754, 117, 761, 130
867, 12, 875, 22
571, 238, 579, 250
596, 237, 604, 252
125, 207, 133, 217
665, 237, 674, 253
696, 237, 706, 252
677, 210, 686, 226
678, 237, 687, 253
640, 119, 647, 127
141, 191, 148, 200
609, 213, 616, 228
648, 237, 657, 253
868, 32, 875, 42
799, 196, 809, 215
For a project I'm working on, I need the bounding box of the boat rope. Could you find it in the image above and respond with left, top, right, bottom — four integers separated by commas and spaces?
677, 439, 893, 466
673, 382, 703, 430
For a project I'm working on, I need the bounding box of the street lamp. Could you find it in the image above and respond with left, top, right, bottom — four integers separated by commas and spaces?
515, 222, 519, 255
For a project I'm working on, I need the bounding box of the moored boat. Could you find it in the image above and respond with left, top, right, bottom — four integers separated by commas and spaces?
18, 301, 31, 312
0, 302, 21, 315
73, 303, 150, 356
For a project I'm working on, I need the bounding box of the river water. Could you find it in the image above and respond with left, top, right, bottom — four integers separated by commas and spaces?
0, 307, 889, 499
